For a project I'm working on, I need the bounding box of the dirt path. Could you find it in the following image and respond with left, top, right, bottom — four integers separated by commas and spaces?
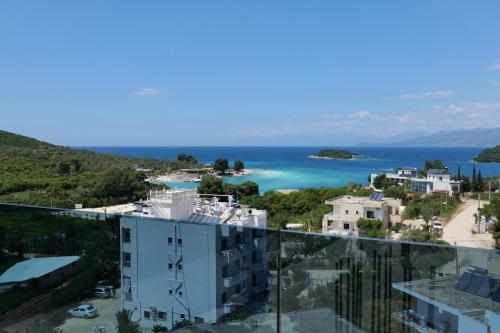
442, 199, 494, 249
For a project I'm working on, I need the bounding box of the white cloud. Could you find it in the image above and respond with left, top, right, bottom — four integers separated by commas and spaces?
232, 101, 500, 139
395, 90, 457, 100
489, 59, 500, 70
133, 88, 168, 96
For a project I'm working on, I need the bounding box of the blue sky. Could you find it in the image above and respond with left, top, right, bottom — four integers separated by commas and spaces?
1, 1, 499, 146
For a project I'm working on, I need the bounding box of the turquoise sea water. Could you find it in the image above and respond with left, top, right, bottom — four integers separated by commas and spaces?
80, 147, 500, 193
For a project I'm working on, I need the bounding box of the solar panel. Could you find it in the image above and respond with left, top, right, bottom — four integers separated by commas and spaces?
187, 213, 221, 224
465, 274, 483, 294
369, 192, 385, 201
475, 277, 496, 298
492, 285, 500, 303
455, 272, 472, 291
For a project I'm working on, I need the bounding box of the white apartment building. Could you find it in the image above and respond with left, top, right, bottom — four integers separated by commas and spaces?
322, 193, 402, 236
371, 168, 461, 195
120, 189, 268, 330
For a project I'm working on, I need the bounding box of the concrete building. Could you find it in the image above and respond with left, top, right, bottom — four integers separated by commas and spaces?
0, 256, 80, 291
120, 189, 268, 330
322, 193, 402, 236
371, 168, 461, 195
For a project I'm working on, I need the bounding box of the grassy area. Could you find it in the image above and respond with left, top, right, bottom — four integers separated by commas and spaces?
404, 193, 461, 221
0, 286, 43, 316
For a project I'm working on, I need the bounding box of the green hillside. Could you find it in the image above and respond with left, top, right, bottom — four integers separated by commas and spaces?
474, 145, 500, 163
312, 149, 356, 159
0, 130, 197, 208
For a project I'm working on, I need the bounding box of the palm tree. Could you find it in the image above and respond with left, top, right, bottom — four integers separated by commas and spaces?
115, 309, 141, 333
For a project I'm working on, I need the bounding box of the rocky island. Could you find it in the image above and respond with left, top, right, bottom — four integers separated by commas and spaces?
474, 145, 500, 163
310, 149, 357, 160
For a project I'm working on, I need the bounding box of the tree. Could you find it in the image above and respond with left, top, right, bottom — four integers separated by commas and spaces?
372, 174, 387, 190
233, 160, 245, 173
58, 161, 71, 175
115, 310, 141, 333
177, 153, 187, 161
356, 218, 385, 238
471, 163, 477, 192
238, 181, 259, 196
198, 175, 223, 194
477, 170, 484, 192
213, 158, 229, 174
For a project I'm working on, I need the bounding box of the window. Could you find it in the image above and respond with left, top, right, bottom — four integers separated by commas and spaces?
221, 238, 228, 250
366, 211, 375, 219
144, 311, 151, 320
177, 264, 183, 271
168, 263, 173, 270
178, 291, 183, 297
343, 223, 350, 230
123, 252, 131, 267
168, 237, 173, 245
123, 228, 131, 243
235, 284, 241, 294
180, 314, 185, 319
169, 289, 173, 295
355, 210, 359, 215
345, 210, 349, 214
235, 234, 241, 244
222, 265, 228, 278
251, 251, 257, 264
177, 238, 183, 246
222, 292, 227, 303
194, 317, 204, 324
252, 273, 257, 287
158, 311, 167, 321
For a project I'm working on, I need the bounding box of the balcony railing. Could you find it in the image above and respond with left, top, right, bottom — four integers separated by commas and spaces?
0, 203, 499, 333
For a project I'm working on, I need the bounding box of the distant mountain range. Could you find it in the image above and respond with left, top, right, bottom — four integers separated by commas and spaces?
357, 128, 500, 147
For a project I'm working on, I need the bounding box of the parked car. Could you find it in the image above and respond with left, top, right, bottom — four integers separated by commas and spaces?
432, 221, 443, 232
96, 280, 112, 288
68, 304, 98, 318
93, 287, 113, 299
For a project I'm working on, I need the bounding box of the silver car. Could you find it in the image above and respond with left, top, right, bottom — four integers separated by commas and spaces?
68, 304, 98, 318
93, 287, 113, 299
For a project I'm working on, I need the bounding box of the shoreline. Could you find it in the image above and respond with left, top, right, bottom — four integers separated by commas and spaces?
308, 155, 357, 160
147, 168, 262, 183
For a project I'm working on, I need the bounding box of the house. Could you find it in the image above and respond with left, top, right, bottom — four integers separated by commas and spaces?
322, 193, 402, 236
0, 256, 80, 290
371, 168, 461, 195
120, 189, 268, 330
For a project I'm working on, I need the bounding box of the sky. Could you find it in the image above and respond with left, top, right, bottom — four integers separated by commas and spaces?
1, 1, 500, 146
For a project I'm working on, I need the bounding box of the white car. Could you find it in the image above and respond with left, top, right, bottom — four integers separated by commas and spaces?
432, 221, 443, 231
68, 304, 98, 318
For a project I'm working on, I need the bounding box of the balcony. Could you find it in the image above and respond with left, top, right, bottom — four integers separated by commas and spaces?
223, 269, 249, 288
1, 203, 499, 333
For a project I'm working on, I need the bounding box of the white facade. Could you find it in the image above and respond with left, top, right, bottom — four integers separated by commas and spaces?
371, 169, 461, 195
120, 189, 269, 330
322, 195, 402, 235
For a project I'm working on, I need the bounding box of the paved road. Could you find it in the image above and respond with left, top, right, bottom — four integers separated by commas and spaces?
442, 199, 494, 249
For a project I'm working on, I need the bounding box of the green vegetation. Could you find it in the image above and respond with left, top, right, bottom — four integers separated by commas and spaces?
177, 152, 198, 164
474, 145, 500, 163
356, 218, 385, 238
115, 309, 141, 333
480, 197, 500, 240
233, 160, 245, 173
197, 175, 260, 198
312, 149, 356, 159
0, 206, 119, 315
0, 130, 198, 208
213, 158, 230, 174
421, 159, 445, 174
399, 225, 443, 243
241, 185, 372, 230
404, 193, 461, 221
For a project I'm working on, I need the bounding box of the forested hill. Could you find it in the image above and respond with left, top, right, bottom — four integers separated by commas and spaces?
0, 130, 197, 208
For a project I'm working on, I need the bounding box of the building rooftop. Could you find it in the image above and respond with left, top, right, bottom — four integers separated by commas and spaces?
0, 256, 80, 284
393, 276, 500, 325
427, 169, 448, 175
325, 195, 387, 207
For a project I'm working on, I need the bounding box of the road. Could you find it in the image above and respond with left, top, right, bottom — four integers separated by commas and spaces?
442, 199, 494, 249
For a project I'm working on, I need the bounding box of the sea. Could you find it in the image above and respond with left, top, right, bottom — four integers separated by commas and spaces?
80, 147, 500, 193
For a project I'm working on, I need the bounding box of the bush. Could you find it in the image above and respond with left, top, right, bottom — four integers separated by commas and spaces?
153, 324, 168, 332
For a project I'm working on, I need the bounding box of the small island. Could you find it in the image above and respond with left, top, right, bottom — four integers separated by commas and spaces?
310, 149, 357, 160
473, 145, 500, 163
